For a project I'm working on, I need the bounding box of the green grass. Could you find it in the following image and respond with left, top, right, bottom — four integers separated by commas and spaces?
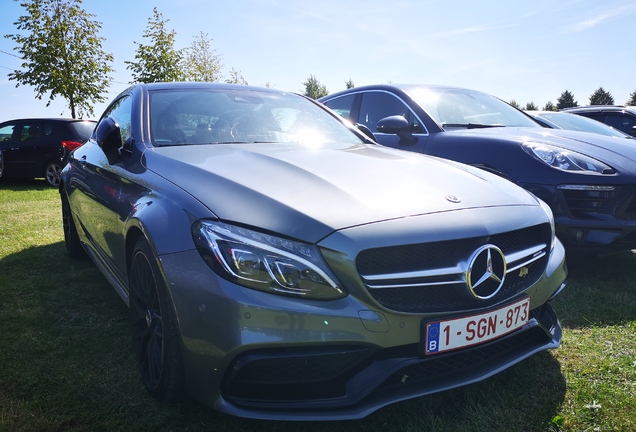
1, 179, 635, 431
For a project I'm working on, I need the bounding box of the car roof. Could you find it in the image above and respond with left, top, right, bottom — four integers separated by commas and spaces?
562, 105, 636, 113
138, 81, 293, 95
318, 83, 490, 101
1, 118, 96, 123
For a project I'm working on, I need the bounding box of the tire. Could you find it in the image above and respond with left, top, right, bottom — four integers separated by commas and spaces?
61, 191, 87, 259
45, 161, 63, 187
129, 237, 187, 402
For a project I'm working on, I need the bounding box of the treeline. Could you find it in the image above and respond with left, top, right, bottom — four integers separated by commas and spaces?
509, 87, 636, 111
4, 0, 635, 119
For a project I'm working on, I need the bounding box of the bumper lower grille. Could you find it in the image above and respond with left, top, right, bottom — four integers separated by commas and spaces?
221, 306, 558, 409
560, 186, 636, 220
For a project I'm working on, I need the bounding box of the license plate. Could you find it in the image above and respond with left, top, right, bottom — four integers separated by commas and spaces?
424, 297, 530, 355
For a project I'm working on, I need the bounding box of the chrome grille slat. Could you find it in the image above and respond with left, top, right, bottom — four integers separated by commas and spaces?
362, 243, 547, 290
355, 224, 551, 313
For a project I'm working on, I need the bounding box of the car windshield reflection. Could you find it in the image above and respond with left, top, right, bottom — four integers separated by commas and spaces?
404, 87, 539, 130
150, 88, 362, 147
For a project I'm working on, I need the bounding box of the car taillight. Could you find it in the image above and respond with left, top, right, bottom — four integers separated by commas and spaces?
62, 140, 84, 151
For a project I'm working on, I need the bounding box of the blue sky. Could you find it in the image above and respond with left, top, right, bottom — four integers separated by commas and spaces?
1, 0, 635, 120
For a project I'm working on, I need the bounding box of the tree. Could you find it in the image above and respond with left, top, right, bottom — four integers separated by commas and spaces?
5, 0, 114, 118
627, 90, 636, 106
543, 101, 556, 111
303, 75, 328, 99
509, 99, 520, 109
589, 87, 614, 105
225, 68, 248, 85
557, 90, 578, 109
125, 7, 184, 83
345, 79, 354, 89
182, 31, 223, 82
525, 101, 538, 111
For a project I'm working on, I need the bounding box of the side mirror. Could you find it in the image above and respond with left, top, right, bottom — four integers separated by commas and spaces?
95, 117, 122, 164
376, 115, 417, 145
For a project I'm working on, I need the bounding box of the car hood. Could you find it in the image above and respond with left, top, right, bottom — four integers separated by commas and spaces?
148, 143, 540, 242
447, 127, 636, 173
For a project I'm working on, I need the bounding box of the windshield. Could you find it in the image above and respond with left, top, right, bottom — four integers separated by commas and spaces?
405, 87, 540, 130
538, 112, 631, 139
149, 88, 363, 147
69, 121, 96, 140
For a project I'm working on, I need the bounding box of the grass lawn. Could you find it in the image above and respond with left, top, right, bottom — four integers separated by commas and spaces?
1, 179, 634, 431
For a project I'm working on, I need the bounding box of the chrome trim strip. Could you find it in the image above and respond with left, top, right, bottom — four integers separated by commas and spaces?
361, 243, 547, 290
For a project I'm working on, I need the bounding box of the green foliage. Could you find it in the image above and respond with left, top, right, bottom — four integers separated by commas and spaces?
303, 74, 328, 99
543, 100, 556, 111
125, 7, 184, 83
627, 90, 636, 106
525, 101, 538, 111
589, 87, 614, 105
4, 0, 114, 118
225, 68, 248, 85
183, 32, 223, 83
345, 79, 355, 89
509, 99, 520, 109
557, 90, 578, 109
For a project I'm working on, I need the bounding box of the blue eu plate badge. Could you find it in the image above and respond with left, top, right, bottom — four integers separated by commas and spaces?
426, 322, 440, 354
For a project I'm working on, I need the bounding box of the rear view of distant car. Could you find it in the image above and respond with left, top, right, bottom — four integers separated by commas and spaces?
0, 118, 95, 186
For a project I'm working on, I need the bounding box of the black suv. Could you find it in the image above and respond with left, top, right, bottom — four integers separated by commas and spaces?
0, 118, 96, 186
563, 106, 636, 137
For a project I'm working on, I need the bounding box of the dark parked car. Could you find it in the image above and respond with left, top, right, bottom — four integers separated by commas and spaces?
0, 118, 95, 186
562, 105, 636, 137
60, 82, 566, 420
526, 110, 633, 139
320, 84, 636, 255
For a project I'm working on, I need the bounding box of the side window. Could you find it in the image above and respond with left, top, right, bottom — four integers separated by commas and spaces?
0, 123, 18, 142
100, 95, 132, 146
580, 112, 603, 122
323, 94, 356, 121
603, 113, 636, 134
358, 92, 424, 133
20, 122, 44, 142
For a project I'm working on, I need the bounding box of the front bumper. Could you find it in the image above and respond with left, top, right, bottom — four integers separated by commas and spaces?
159, 236, 566, 421
526, 183, 636, 254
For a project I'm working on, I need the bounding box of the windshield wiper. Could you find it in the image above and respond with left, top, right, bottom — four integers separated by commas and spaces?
443, 123, 505, 129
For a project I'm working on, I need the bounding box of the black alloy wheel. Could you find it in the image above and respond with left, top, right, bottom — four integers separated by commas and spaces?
129, 237, 187, 402
45, 161, 63, 187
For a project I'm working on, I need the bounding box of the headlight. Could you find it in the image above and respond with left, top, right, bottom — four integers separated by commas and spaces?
193, 220, 345, 300
522, 142, 615, 174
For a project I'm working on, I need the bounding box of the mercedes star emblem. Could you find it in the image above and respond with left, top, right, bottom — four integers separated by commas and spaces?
466, 244, 506, 299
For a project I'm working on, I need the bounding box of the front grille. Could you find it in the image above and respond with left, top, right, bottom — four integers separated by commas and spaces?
560, 186, 636, 220
623, 191, 636, 219
356, 224, 550, 313
560, 188, 617, 219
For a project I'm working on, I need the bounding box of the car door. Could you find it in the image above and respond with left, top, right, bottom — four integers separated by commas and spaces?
0, 120, 47, 177
0, 121, 20, 177
603, 113, 636, 136
68, 95, 134, 282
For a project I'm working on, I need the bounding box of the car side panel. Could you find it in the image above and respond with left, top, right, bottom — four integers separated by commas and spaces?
66, 141, 128, 282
